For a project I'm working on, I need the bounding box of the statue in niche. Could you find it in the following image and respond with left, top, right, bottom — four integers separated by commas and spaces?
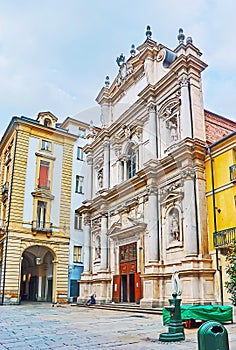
170, 210, 180, 241
95, 236, 101, 259
167, 117, 178, 142
98, 170, 103, 188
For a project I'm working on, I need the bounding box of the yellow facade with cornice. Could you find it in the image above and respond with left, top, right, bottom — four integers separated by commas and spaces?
0, 113, 76, 304
205, 132, 236, 303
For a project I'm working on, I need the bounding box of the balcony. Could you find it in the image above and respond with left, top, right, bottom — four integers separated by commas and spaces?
213, 227, 236, 248
32, 220, 53, 236
229, 164, 236, 182
2, 181, 9, 198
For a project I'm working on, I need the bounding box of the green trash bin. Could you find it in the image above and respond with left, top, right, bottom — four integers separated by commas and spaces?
198, 320, 229, 350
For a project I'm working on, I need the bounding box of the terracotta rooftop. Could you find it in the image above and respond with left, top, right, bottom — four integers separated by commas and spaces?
204, 110, 236, 145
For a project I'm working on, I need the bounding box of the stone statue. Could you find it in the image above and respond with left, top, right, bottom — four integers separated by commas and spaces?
171, 268, 182, 296
95, 236, 101, 259
167, 119, 178, 142
98, 170, 103, 188
170, 212, 180, 241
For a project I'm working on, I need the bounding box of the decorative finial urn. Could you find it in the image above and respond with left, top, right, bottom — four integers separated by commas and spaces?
105, 76, 110, 88
186, 36, 193, 45
177, 28, 185, 44
130, 44, 136, 57
146, 25, 152, 40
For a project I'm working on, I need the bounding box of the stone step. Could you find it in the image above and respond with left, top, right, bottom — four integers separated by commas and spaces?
76, 303, 163, 315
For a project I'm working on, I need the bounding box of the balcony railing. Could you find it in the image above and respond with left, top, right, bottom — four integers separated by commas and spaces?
32, 220, 53, 235
2, 181, 9, 197
213, 227, 236, 248
229, 164, 236, 182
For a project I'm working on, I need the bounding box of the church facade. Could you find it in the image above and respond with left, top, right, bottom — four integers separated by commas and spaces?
78, 27, 220, 307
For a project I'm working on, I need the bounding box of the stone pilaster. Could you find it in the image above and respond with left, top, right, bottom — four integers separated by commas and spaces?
86, 154, 93, 200
103, 137, 110, 189
179, 75, 192, 138
123, 156, 128, 181
182, 168, 198, 256
83, 219, 91, 272
147, 185, 159, 262
146, 104, 157, 160
100, 213, 108, 270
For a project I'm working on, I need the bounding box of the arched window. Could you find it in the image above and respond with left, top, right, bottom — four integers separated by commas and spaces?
127, 147, 136, 179
44, 118, 51, 127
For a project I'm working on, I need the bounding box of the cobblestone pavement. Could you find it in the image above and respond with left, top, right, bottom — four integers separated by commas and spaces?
0, 303, 236, 349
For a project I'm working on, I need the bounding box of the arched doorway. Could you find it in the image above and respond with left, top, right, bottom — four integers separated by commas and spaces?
20, 245, 54, 302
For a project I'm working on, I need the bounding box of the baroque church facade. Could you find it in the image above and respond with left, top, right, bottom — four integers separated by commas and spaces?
78, 27, 219, 307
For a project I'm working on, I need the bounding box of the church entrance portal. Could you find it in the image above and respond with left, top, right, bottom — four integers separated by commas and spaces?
112, 242, 141, 303
20, 245, 54, 302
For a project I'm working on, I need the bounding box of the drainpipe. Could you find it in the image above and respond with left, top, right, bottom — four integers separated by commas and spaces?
1, 124, 18, 305
207, 146, 224, 305
157, 190, 160, 261
193, 174, 200, 255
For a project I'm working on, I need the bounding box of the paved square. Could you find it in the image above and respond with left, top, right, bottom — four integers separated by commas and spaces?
0, 303, 235, 349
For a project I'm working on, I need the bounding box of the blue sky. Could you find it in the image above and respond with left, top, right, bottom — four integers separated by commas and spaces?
0, 0, 236, 137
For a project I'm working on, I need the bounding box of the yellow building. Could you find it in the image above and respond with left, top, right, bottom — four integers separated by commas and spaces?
0, 112, 76, 304
206, 131, 236, 304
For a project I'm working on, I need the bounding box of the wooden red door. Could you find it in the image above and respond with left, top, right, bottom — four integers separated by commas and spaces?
112, 275, 121, 303
134, 273, 141, 304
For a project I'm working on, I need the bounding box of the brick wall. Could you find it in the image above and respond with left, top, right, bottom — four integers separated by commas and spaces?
205, 110, 236, 145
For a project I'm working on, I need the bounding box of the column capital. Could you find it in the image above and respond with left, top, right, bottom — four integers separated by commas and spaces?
178, 74, 189, 87
181, 167, 195, 180
147, 103, 156, 113
87, 155, 93, 165
147, 184, 158, 195
84, 216, 91, 226
120, 155, 129, 162
103, 137, 110, 149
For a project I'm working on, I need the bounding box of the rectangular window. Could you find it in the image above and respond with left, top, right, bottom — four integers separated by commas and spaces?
75, 175, 84, 193
77, 147, 84, 161
78, 127, 86, 139
229, 164, 236, 182
73, 246, 82, 263
74, 213, 83, 230
233, 148, 236, 163
41, 140, 51, 151
120, 242, 137, 262
37, 201, 47, 229
38, 160, 50, 188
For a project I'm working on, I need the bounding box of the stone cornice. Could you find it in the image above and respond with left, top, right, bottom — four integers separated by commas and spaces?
35, 152, 56, 161
96, 59, 144, 106
86, 101, 148, 150
138, 53, 207, 105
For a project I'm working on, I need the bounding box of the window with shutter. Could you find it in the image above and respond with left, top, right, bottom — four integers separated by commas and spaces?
38, 160, 49, 188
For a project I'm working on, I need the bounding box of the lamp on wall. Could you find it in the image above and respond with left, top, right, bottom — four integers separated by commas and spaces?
35, 257, 41, 265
